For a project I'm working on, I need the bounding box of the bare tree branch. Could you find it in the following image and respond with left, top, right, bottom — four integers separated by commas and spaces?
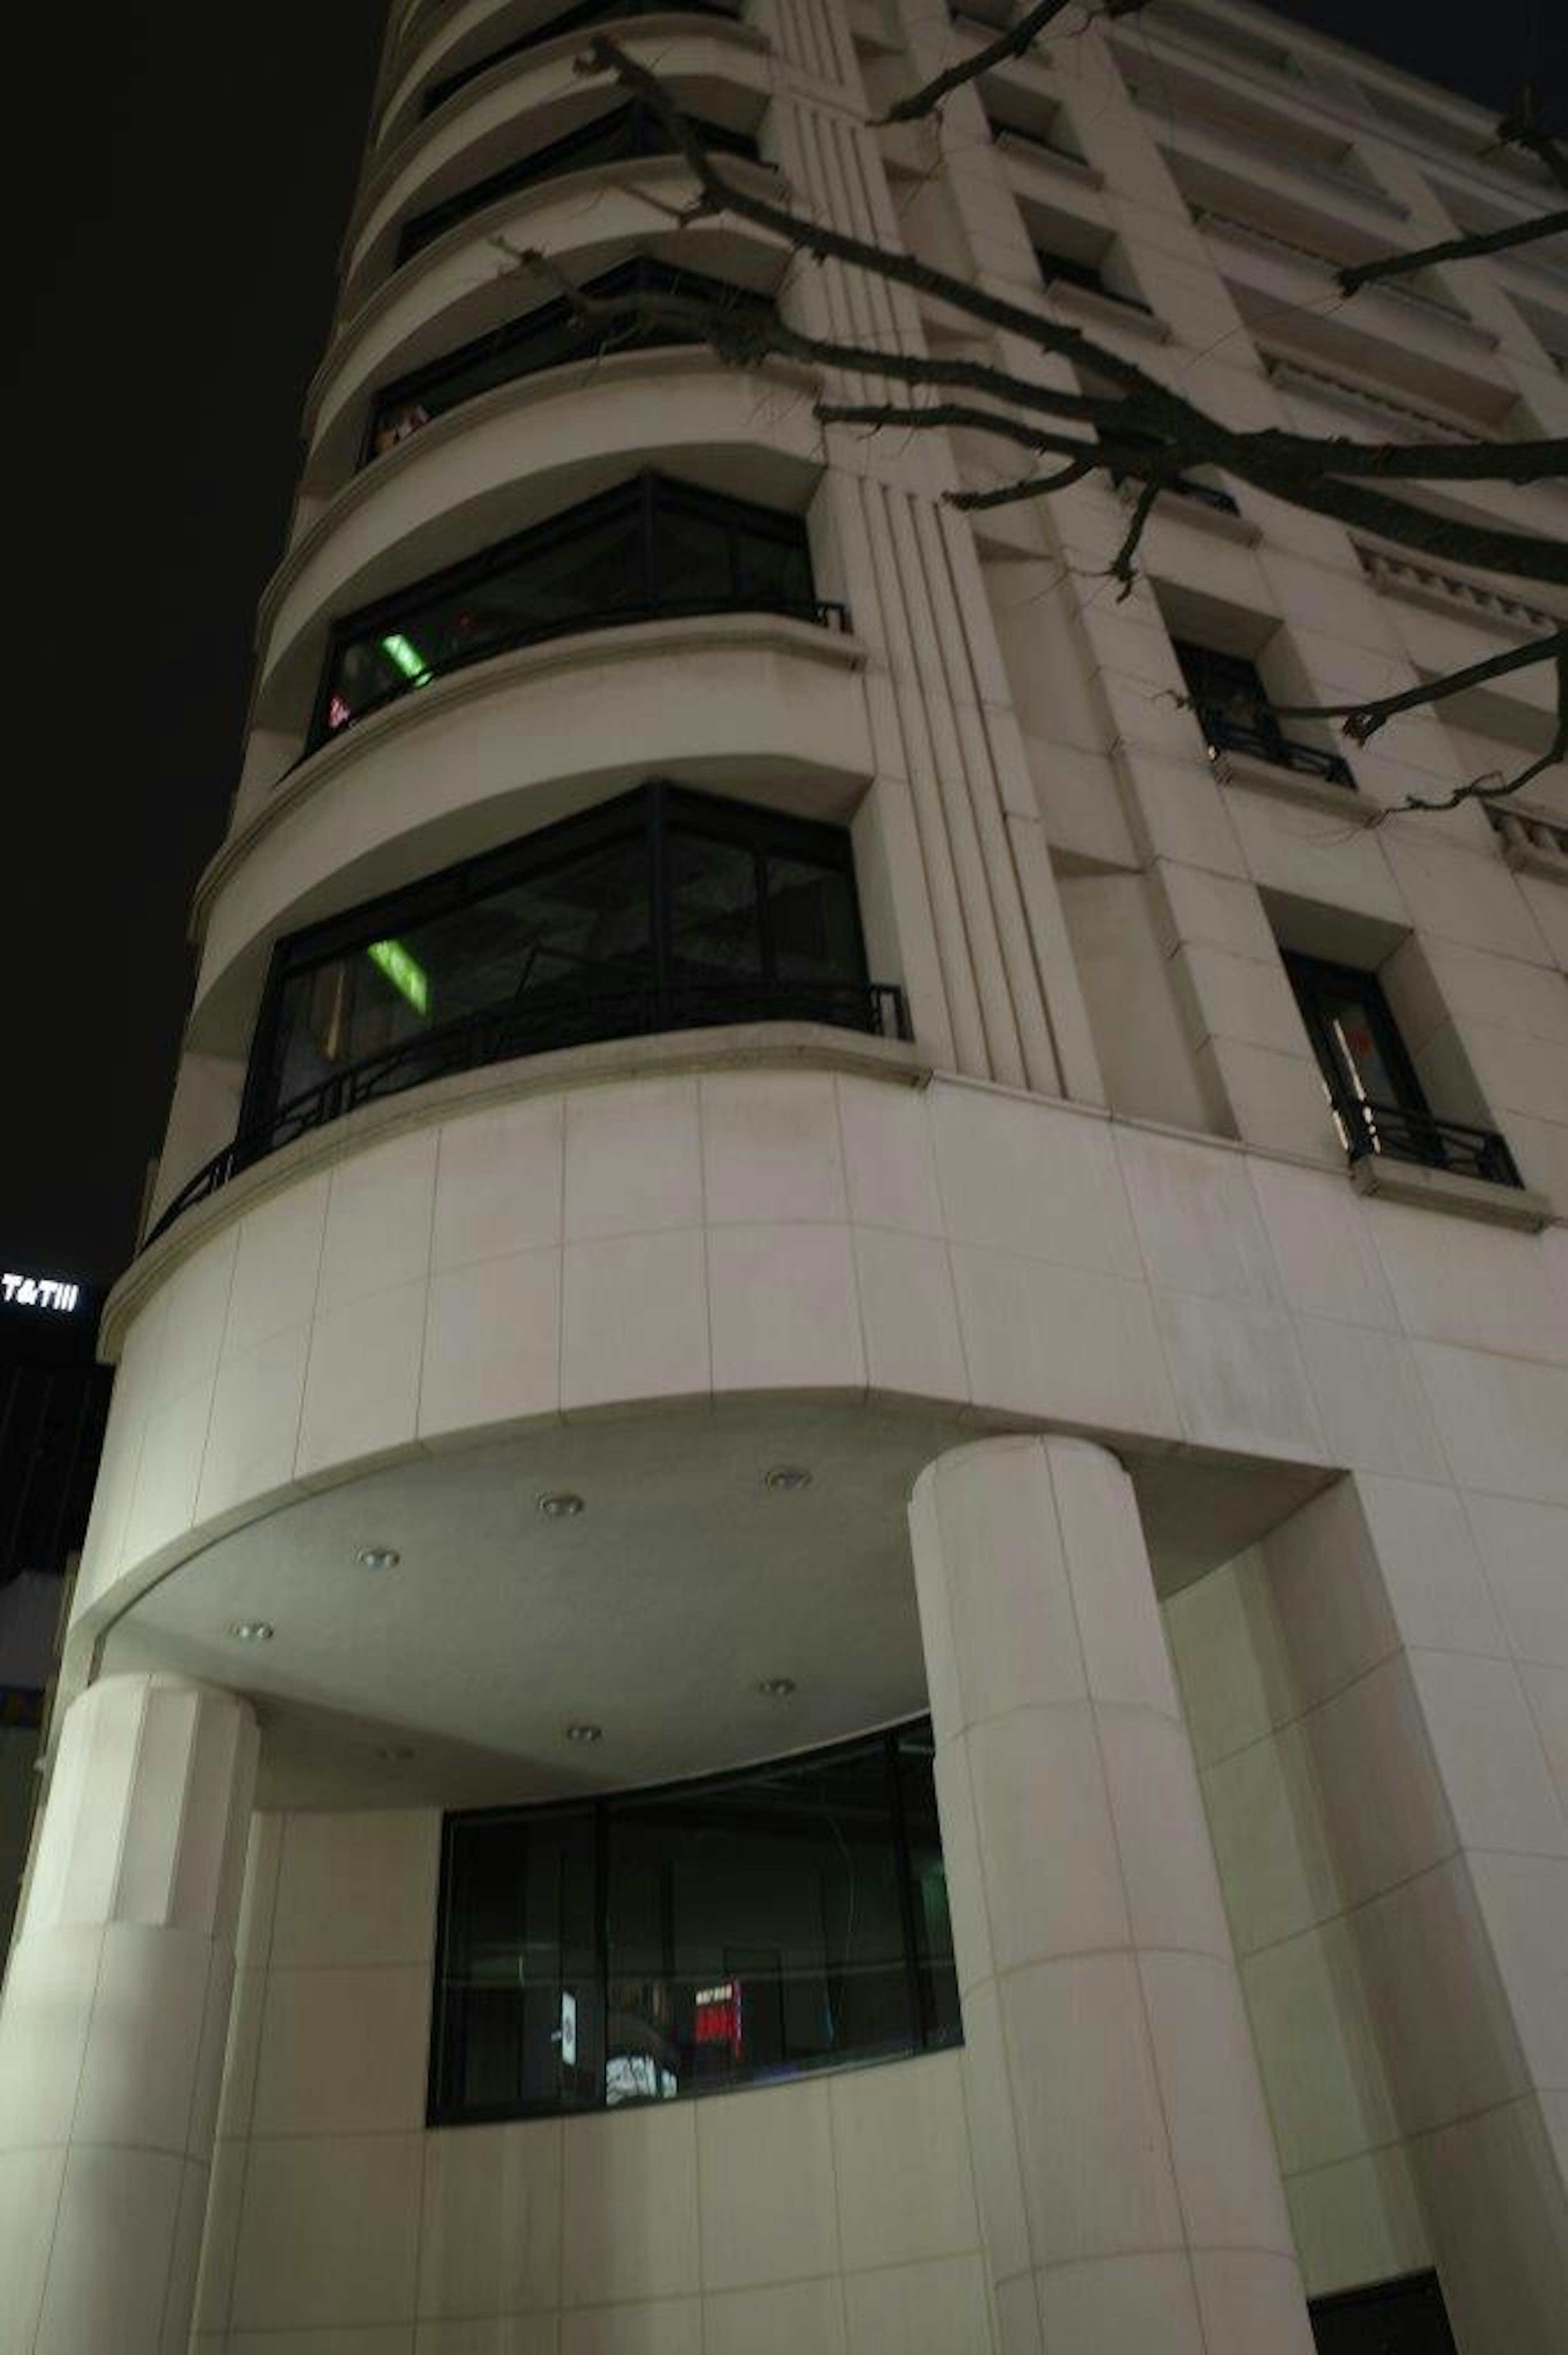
1271, 630, 1567, 743
1494, 91, 1568, 192
878, 0, 1145, 129
1372, 646, 1568, 818
1339, 208, 1568, 296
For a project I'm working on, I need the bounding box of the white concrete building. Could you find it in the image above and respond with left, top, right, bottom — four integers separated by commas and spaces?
1, 1, 1564, 2348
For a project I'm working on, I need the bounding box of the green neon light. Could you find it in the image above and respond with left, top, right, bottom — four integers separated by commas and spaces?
380, 630, 433, 686
367, 937, 431, 1016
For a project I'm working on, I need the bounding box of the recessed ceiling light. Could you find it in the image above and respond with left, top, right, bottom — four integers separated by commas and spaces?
358, 1547, 400, 1571
229, 1621, 274, 1644
764, 1465, 812, 1492
538, 1492, 585, 1519
756, 1677, 797, 1698
565, 1722, 603, 1744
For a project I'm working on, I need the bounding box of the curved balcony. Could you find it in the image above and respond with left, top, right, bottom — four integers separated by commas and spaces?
307, 473, 841, 749
358, 254, 773, 471
156, 781, 903, 1246
420, 0, 743, 123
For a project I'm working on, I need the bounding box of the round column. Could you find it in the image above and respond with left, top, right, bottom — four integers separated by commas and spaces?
909, 1436, 1314, 2355
0, 1674, 257, 2355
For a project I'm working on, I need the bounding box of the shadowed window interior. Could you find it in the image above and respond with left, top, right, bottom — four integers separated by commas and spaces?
1308, 2270, 1458, 2353
1172, 637, 1356, 787
396, 98, 760, 267
312, 473, 829, 745
241, 782, 887, 1152
430, 1719, 960, 2123
362, 256, 774, 465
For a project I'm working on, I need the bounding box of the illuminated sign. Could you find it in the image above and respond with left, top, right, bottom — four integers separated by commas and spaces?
693, 1980, 743, 2056
380, 631, 434, 687
367, 937, 431, 1016
2, 1272, 82, 1313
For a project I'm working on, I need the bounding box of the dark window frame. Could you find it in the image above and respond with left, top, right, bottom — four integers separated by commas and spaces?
396, 98, 760, 268
1172, 638, 1357, 787
360, 256, 774, 469
308, 471, 833, 749
1283, 950, 1430, 1124
238, 780, 871, 1143
421, 0, 743, 120
427, 1716, 960, 2129
1308, 2268, 1458, 2353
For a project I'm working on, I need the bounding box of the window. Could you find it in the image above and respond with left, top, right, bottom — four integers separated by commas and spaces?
237, 783, 893, 1157
396, 100, 760, 268
1309, 2269, 1458, 2353
312, 474, 832, 745
1034, 244, 1153, 314
1283, 950, 1521, 1187
1172, 639, 1356, 786
422, 0, 741, 118
430, 1719, 960, 2124
362, 258, 774, 466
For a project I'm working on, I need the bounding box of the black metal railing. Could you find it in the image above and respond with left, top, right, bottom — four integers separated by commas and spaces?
361, 257, 775, 468
1198, 705, 1356, 787
144, 981, 908, 1248
398, 102, 760, 265
423, 0, 741, 117
1331, 1092, 1522, 1189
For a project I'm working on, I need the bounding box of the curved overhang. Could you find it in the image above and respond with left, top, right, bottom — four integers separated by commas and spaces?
342, 25, 771, 307
255, 350, 826, 731
195, 611, 875, 1051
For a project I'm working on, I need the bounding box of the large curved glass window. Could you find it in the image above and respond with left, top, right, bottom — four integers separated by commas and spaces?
312, 474, 832, 746
422, 0, 742, 120
396, 100, 760, 268
237, 782, 900, 1162
362, 258, 773, 466
431, 1720, 958, 2125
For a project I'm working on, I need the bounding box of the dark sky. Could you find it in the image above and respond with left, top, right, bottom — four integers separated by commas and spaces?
1, 1, 1559, 1288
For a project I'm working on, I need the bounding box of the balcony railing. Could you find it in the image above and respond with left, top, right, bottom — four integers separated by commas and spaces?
423, 0, 742, 117
397, 102, 761, 266
1330, 1091, 1523, 1189
1198, 705, 1356, 787
144, 981, 909, 1249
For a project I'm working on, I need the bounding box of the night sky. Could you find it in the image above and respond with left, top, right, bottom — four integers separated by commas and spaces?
2, 1, 1560, 1288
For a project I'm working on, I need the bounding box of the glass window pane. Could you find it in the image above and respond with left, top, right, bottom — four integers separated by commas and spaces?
732, 522, 815, 614
435, 1809, 600, 2118
667, 832, 762, 991
762, 856, 862, 987
604, 1738, 914, 2105
894, 1724, 960, 2049
652, 502, 734, 611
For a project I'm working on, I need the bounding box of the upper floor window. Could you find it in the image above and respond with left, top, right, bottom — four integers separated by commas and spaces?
1172, 639, 1356, 787
396, 99, 760, 268
1283, 950, 1521, 1188
430, 1719, 958, 2124
1033, 243, 1154, 316
362, 257, 773, 466
421, 0, 742, 120
313, 473, 836, 746
1309, 2268, 1458, 2353
236, 782, 897, 1163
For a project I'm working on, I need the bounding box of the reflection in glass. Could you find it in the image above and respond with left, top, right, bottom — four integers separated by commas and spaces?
429, 1720, 958, 2125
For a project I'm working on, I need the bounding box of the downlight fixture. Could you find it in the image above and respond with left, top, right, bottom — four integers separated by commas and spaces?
763, 1465, 812, 1493
358, 1547, 401, 1572
228, 1621, 274, 1644
756, 1677, 797, 1699
537, 1492, 585, 1520
566, 1723, 603, 1745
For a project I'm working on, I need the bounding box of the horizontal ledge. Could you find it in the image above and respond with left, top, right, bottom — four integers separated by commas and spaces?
197, 608, 869, 944
107, 1023, 932, 1358
276, 347, 822, 640
1211, 748, 1369, 820
1045, 279, 1172, 344
1350, 1154, 1553, 1231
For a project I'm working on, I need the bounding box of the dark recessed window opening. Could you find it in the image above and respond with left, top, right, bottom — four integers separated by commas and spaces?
1033, 243, 1153, 314
312, 473, 840, 745
1309, 2269, 1459, 2353
131, 785, 904, 1244
1172, 639, 1356, 787
1283, 949, 1521, 1187
396, 100, 760, 268
362, 257, 774, 465
422, 0, 742, 119
430, 1719, 960, 2125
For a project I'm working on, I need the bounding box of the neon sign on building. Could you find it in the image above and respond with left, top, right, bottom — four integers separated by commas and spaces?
2, 1272, 84, 1313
